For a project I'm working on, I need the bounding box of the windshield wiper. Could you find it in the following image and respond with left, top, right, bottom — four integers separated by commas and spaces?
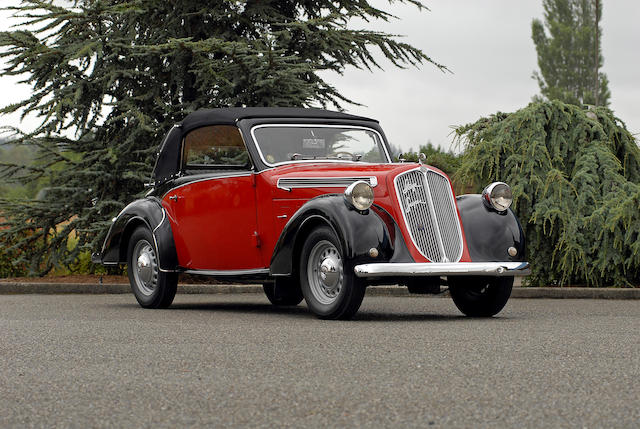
289, 153, 363, 161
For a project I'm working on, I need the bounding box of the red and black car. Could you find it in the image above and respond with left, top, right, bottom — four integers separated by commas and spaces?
93, 107, 530, 319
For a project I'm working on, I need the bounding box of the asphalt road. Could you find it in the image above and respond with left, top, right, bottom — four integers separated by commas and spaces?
1, 294, 638, 428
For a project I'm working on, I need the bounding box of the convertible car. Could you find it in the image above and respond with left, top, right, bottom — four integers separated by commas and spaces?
93, 107, 530, 319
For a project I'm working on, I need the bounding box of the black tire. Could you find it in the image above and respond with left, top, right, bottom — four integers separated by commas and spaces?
299, 226, 366, 319
263, 278, 303, 306
448, 276, 513, 317
127, 226, 178, 309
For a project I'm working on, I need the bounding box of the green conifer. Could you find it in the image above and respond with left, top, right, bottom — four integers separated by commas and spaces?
455, 101, 639, 286
0, 1, 444, 274
532, 0, 610, 106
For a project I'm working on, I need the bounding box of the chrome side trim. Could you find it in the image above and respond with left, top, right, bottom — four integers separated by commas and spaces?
152, 207, 166, 233
353, 262, 531, 277
250, 124, 392, 167
277, 176, 378, 191
183, 268, 270, 276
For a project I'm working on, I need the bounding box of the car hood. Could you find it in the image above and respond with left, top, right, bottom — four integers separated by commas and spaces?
260, 162, 449, 200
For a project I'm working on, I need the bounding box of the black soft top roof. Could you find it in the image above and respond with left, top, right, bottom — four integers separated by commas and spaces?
153, 107, 378, 184
179, 107, 376, 133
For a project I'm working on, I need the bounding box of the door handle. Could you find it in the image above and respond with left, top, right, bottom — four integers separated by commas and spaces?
168, 195, 178, 202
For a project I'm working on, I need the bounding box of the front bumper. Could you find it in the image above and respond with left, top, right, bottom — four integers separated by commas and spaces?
353, 261, 530, 278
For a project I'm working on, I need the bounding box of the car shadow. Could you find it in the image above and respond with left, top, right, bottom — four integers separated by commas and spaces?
109, 301, 499, 322
169, 303, 476, 322
169, 302, 310, 317
350, 312, 467, 322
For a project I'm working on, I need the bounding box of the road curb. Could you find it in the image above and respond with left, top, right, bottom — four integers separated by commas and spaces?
0, 282, 639, 299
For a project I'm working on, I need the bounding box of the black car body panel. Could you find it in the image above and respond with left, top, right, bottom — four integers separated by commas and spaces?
456, 194, 526, 262
99, 198, 179, 272
270, 195, 413, 277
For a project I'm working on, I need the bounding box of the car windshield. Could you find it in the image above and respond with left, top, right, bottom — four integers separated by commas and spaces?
252, 125, 389, 166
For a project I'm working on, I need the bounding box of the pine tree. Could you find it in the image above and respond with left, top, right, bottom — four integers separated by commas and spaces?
455, 101, 640, 287
532, 0, 610, 106
0, 1, 444, 274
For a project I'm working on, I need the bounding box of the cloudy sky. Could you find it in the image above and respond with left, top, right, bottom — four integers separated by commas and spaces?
1, 0, 638, 152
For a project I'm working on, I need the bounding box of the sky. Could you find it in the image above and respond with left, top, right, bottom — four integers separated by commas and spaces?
0, 0, 638, 153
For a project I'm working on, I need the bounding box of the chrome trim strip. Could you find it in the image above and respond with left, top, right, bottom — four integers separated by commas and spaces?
353, 262, 531, 277
152, 207, 166, 233
183, 268, 270, 276
250, 124, 392, 167
277, 176, 378, 191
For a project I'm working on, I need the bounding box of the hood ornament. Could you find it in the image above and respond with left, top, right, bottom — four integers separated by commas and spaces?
418, 153, 426, 165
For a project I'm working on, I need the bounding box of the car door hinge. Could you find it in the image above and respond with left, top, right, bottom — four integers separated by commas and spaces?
253, 231, 262, 248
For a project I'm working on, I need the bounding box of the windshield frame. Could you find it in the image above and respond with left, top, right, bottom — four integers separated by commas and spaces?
250, 124, 392, 167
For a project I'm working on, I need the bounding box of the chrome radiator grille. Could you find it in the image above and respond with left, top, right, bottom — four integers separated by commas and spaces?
394, 169, 463, 262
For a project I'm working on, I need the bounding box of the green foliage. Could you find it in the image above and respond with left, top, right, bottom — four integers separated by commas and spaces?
0, 140, 42, 200
400, 142, 461, 177
532, 0, 610, 106
455, 101, 640, 287
0, 234, 30, 278
0, 0, 444, 275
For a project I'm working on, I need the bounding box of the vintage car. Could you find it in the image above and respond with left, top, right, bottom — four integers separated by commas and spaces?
93, 107, 530, 319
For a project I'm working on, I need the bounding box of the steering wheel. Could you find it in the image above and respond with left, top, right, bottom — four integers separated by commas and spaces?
328, 151, 354, 160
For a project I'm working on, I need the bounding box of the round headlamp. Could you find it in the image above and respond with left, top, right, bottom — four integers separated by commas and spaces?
482, 182, 513, 212
345, 181, 374, 211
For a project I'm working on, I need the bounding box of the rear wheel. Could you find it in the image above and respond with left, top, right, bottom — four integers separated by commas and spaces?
263, 278, 303, 306
448, 276, 513, 317
127, 226, 178, 309
299, 226, 365, 319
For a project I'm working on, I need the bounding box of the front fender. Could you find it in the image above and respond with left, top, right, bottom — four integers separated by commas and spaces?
96, 197, 179, 272
270, 194, 413, 276
456, 194, 526, 262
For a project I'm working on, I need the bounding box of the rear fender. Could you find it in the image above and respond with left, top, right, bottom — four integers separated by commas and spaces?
97, 198, 179, 272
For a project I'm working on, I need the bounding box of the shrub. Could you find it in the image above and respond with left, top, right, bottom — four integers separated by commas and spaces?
455, 101, 640, 287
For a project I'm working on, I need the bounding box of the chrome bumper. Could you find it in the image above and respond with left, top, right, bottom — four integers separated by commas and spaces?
353, 262, 530, 278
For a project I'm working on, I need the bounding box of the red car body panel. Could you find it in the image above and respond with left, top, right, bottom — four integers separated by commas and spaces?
162, 162, 471, 270
161, 174, 262, 270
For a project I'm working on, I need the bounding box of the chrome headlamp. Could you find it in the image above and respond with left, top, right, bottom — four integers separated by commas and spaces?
344, 181, 374, 211
482, 182, 513, 212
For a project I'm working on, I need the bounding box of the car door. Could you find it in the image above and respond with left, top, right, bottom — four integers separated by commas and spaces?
162, 125, 263, 271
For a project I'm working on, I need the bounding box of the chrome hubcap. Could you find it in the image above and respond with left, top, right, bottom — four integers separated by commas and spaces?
132, 240, 158, 296
308, 240, 343, 305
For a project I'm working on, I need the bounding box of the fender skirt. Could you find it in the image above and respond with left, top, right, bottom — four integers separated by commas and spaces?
270, 194, 413, 276
456, 194, 526, 262
94, 198, 179, 272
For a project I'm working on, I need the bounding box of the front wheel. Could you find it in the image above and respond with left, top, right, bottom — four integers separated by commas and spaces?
127, 226, 178, 309
448, 276, 513, 317
299, 226, 365, 320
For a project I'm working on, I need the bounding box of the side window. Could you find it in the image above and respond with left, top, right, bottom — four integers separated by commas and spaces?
182, 125, 251, 171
